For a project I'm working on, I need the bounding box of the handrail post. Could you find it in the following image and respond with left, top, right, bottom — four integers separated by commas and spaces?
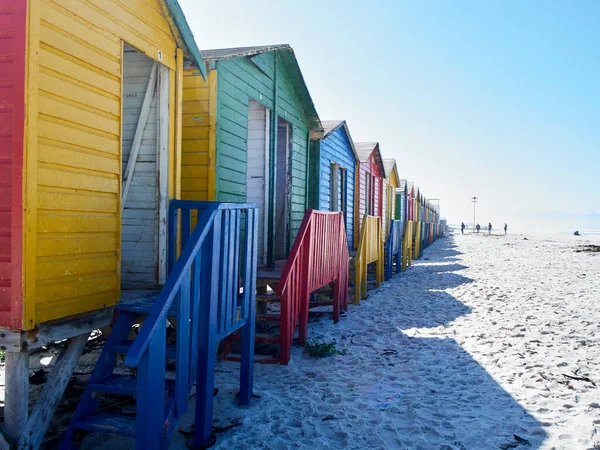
239, 208, 257, 405
193, 212, 222, 449
136, 326, 166, 450
298, 213, 313, 344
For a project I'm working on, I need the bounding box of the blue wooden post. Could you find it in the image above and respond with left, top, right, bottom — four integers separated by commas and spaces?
193, 212, 221, 449
189, 251, 201, 384
395, 223, 402, 275
176, 270, 190, 416
168, 203, 177, 274
136, 326, 166, 450
239, 208, 257, 405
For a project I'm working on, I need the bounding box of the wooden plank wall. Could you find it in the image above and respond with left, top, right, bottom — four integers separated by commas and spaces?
319, 127, 355, 249
181, 68, 211, 201
24, 0, 179, 328
355, 161, 369, 247
215, 52, 311, 244
0, 0, 26, 330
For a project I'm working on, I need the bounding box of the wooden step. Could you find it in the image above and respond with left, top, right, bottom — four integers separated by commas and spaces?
90, 374, 175, 396
256, 294, 281, 303
256, 268, 284, 283
117, 296, 179, 318
309, 300, 334, 307
256, 314, 281, 322
229, 333, 280, 344
72, 413, 137, 438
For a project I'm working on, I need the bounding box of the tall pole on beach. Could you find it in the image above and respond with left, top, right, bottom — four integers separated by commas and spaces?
471, 196, 478, 232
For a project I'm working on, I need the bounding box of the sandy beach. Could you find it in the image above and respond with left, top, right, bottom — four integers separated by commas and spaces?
4, 231, 600, 449
176, 231, 600, 450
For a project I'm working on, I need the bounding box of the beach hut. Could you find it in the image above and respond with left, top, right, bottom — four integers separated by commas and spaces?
406, 182, 415, 222
0, 3, 259, 447
308, 120, 359, 249
382, 159, 400, 238
181, 45, 322, 267
395, 179, 408, 223
1, 0, 206, 335
354, 142, 385, 246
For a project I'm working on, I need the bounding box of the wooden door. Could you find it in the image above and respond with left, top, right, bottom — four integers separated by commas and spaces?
246, 100, 270, 265
120, 46, 168, 289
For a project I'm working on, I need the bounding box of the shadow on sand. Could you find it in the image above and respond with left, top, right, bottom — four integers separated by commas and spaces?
385, 235, 547, 448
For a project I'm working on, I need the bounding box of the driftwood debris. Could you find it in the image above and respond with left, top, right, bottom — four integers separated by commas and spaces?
562, 373, 596, 386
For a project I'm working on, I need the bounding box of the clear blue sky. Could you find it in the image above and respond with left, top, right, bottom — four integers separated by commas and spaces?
180, 0, 600, 232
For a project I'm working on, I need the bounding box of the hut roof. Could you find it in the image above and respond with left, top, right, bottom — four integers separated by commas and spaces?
382, 158, 399, 181
168, 1, 207, 78
354, 142, 386, 177
200, 44, 322, 135
399, 179, 408, 193
320, 120, 359, 163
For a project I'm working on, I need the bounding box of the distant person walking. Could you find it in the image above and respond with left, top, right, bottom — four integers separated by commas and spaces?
488, 223, 492, 234
461, 222, 465, 234
504, 223, 507, 235
476, 223, 480, 233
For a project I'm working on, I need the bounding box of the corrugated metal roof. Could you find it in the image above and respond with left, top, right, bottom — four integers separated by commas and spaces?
321, 120, 344, 136
320, 120, 359, 163
354, 142, 378, 162
355, 142, 385, 177
200, 44, 322, 135
382, 158, 397, 179
399, 179, 408, 192
166, 0, 206, 79
200, 44, 289, 60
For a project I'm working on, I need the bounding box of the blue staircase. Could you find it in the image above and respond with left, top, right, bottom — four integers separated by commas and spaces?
61, 202, 258, 450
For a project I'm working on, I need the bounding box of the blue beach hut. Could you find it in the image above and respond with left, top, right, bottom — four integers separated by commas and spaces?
309, 120, 359, 249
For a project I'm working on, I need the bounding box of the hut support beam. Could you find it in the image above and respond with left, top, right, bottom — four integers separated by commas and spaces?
17, 333, 90, 450
4, 351, 29, 442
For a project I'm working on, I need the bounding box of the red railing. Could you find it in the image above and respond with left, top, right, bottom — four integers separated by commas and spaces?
276, 210, 349, 364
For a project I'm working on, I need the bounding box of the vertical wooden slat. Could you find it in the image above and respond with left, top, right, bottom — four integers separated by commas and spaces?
136, 326, 166, 450
218, 210, 230, 334
230, 210, 240, 326
181, 208, 191, 249
168, 204, 177, 273
239, 208, 256, 405
176, 270, 190, 416
226, 210, 237, 330
189, 251, 201, 383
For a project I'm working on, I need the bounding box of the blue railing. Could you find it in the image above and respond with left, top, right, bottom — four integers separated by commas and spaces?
124, 200, 258, 449
384, 219, 403, 281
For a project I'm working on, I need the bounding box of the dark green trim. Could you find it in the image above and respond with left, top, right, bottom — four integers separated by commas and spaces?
307, 139, 320, 209
165, 0, 207, 79
267, 53, 279, 267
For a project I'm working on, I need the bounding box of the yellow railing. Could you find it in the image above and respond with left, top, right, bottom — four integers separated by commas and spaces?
412, 221, 422, 260
353, 215, 384, 304
402, 221, 414, 270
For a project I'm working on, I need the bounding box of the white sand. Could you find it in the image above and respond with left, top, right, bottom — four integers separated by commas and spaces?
6, 230, 600, 449
170, 231, 600, 449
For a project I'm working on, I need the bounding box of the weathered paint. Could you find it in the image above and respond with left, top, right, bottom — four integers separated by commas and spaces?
0, 0, 27, 330
181, 47, 322, 262
3, 0, 198, 330
309, 122, 357, 249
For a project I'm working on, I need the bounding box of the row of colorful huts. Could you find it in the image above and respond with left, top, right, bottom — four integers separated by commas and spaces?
0, 2, 443, 449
